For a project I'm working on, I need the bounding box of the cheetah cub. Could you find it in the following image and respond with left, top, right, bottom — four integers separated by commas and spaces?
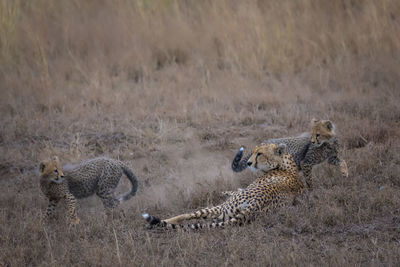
39, 156, 138, 224
231, 118, 348, 189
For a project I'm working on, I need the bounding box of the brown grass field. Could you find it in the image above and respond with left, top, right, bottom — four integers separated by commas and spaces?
1, 0, 400, 266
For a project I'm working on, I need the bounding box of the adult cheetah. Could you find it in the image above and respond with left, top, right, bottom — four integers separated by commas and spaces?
231, 119, 348, 188
143, 143, 303, 230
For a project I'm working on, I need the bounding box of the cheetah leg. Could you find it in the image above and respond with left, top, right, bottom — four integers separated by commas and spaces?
144, 199, 264, 230
328, 156, 349, 177
144, 209, 248, 230
198, 202, 256, 228
45, 199, 59, 218
95, 168, 122, 209
300, 162, 313, 189
195, 214, 247, 229
163, 206, 223, 224
65, 193, 80, 225
193, 197, 286, 229
96, 189, 120, 209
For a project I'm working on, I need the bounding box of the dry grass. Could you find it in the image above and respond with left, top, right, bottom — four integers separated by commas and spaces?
1, 0, 400, 266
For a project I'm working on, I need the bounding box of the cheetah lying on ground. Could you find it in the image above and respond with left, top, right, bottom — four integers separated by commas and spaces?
143, 143, 303, 230
39, 156, 138, 224
231, 118, 348, 189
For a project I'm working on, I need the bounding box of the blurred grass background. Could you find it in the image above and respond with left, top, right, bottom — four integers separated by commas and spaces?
1, 0, 399, 87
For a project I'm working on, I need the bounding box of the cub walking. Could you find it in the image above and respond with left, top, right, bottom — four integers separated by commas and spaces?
39, 156, 138, 224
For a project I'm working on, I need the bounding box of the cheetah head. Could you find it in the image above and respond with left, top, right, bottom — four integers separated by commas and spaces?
247, 143, 287, 173
39, 156, 65, 184
310, 118, 336, 145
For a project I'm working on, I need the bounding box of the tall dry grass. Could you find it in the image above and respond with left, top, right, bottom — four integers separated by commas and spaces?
0, 0, 400, 266
1, 0, 399, 91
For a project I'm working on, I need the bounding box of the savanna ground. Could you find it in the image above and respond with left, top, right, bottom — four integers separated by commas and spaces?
1, 0, 400, 266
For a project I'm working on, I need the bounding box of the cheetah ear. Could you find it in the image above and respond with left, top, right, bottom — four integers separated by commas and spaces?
324, 120, 333, 131
276, 143, 287, 156
311, 118, 319, 125
39, 162, 46, 173
52, 156, 59, 162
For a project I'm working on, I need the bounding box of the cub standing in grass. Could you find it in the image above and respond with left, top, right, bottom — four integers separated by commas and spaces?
143, 143, 303, 230
231, 118, 348, 189
39, 156, 138, 224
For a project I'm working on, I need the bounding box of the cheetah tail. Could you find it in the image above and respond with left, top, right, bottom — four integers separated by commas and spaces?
142, 213, 162, 225
119, 166, 138, 201
231, 147, 251, 173
142, 213, 235, 230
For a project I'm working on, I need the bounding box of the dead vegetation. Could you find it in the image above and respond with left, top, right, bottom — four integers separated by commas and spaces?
0, 0, 400, 266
